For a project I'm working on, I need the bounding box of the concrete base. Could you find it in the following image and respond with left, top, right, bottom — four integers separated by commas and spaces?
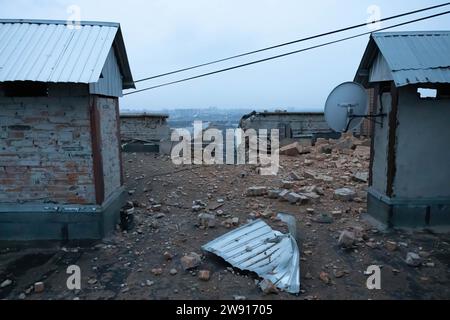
367, 188, 450, 233
0, 187, 126, 244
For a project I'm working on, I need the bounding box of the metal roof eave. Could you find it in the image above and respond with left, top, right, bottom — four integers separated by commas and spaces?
113, 27, 135, 90
354, 35, 379, 88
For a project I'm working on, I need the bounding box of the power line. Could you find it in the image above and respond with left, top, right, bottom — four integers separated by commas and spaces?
133, 2, 450, 83
124, 10, 450, 96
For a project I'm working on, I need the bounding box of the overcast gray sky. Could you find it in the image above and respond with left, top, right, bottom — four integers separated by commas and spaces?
1, 0, 449, 111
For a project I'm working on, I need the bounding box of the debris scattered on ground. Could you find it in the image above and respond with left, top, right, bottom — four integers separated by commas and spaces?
151, 268, 163, 276
2, 133, 449, 300
333, 270, 346, 279
198, 213, 217, 229
280, 142, 310, 157
246, 186, 268, 197
282, 180, 295, 189
259, 279, 279, 295
334, 188, 356, 201
338, 230, 356, 249
163, 251, 173, 261
198, 270, 211, 281
353, 172, 369, 183
319, 272, 331, 285
312, 213, 334, 224
1, 279, 12, 288
289, 172, 302, 181
34, 282, 45, 293
180, 252, 202, 270
385, 241, 398, 252
406, 252, 422, 267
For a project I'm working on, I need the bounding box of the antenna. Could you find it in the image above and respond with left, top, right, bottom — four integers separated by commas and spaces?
324, 82, 386, 133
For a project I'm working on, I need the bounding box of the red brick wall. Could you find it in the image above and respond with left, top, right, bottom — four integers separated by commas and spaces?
360, 88, 376, 137
0, 88, 96, 204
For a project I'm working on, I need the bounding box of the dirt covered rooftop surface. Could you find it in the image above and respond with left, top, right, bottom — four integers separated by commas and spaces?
1, 136, 450, 300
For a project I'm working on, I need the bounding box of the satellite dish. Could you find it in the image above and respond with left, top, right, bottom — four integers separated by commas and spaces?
325, 82, 369, 132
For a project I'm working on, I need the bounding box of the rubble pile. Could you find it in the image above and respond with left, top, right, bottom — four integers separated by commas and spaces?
243, 134, 370, 215
2, 134, 448, 301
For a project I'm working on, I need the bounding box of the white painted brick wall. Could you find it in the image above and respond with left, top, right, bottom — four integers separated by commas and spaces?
97, 97, 122, 200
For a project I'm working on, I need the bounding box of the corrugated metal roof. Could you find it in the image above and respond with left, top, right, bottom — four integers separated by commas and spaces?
202, 214, 300, 294
355, 31, 450, 87
0, 19, 134, 89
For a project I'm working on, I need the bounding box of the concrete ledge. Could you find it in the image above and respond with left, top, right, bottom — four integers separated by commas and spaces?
122, 142, 159, 153
0, 187, 126, 244
367, 188, 450, 233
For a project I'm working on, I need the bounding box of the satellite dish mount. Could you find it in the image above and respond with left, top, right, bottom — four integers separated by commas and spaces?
325, 82, 386, 133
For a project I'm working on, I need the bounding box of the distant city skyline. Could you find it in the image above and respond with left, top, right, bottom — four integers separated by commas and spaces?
2, 0, 450, 110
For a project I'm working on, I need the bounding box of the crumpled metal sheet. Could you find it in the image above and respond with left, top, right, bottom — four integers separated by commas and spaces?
202, 214, 300, 294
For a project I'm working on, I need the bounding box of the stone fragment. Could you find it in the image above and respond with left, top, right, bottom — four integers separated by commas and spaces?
353, 172, 369, 183
1, 279, 12, 288
246, 187, 268, 197
406, 252, 422, 267
259, 279, 279, 295
198, 213, 216, 228
34, 282, 45, 293
338, 231, 356, 249
334, 188, 356, 201
198, 270, 211, 281
181, 252, 202, 270
267, 189, 281, 199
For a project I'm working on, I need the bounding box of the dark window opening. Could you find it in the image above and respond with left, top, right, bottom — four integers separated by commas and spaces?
439, 86, 450, 99
2, 82, 48, 97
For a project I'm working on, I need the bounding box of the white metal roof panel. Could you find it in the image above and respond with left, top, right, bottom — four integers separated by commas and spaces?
0, 20, 133, 88
202, 215, 300, 294
373, 32, 450, 71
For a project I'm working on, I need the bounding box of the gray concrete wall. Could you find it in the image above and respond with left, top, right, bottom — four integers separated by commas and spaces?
97, 97, 122, 200
0, 84, 95, 205
240, 113, 333, 139
120, 116, 170, 142
371, 92, 391, 195
393, 86, 450, 199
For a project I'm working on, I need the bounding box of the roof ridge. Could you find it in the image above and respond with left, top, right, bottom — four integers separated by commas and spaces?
0, 19, 120, 28
373, 30, 450, 36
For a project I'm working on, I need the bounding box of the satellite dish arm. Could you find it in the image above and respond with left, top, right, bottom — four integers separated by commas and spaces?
344, 114, 387, 132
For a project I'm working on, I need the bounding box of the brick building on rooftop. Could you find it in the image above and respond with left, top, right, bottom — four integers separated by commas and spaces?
0, 19, 134, 242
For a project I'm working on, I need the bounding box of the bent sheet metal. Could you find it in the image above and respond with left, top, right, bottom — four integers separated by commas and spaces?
202, 213, 300, 294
